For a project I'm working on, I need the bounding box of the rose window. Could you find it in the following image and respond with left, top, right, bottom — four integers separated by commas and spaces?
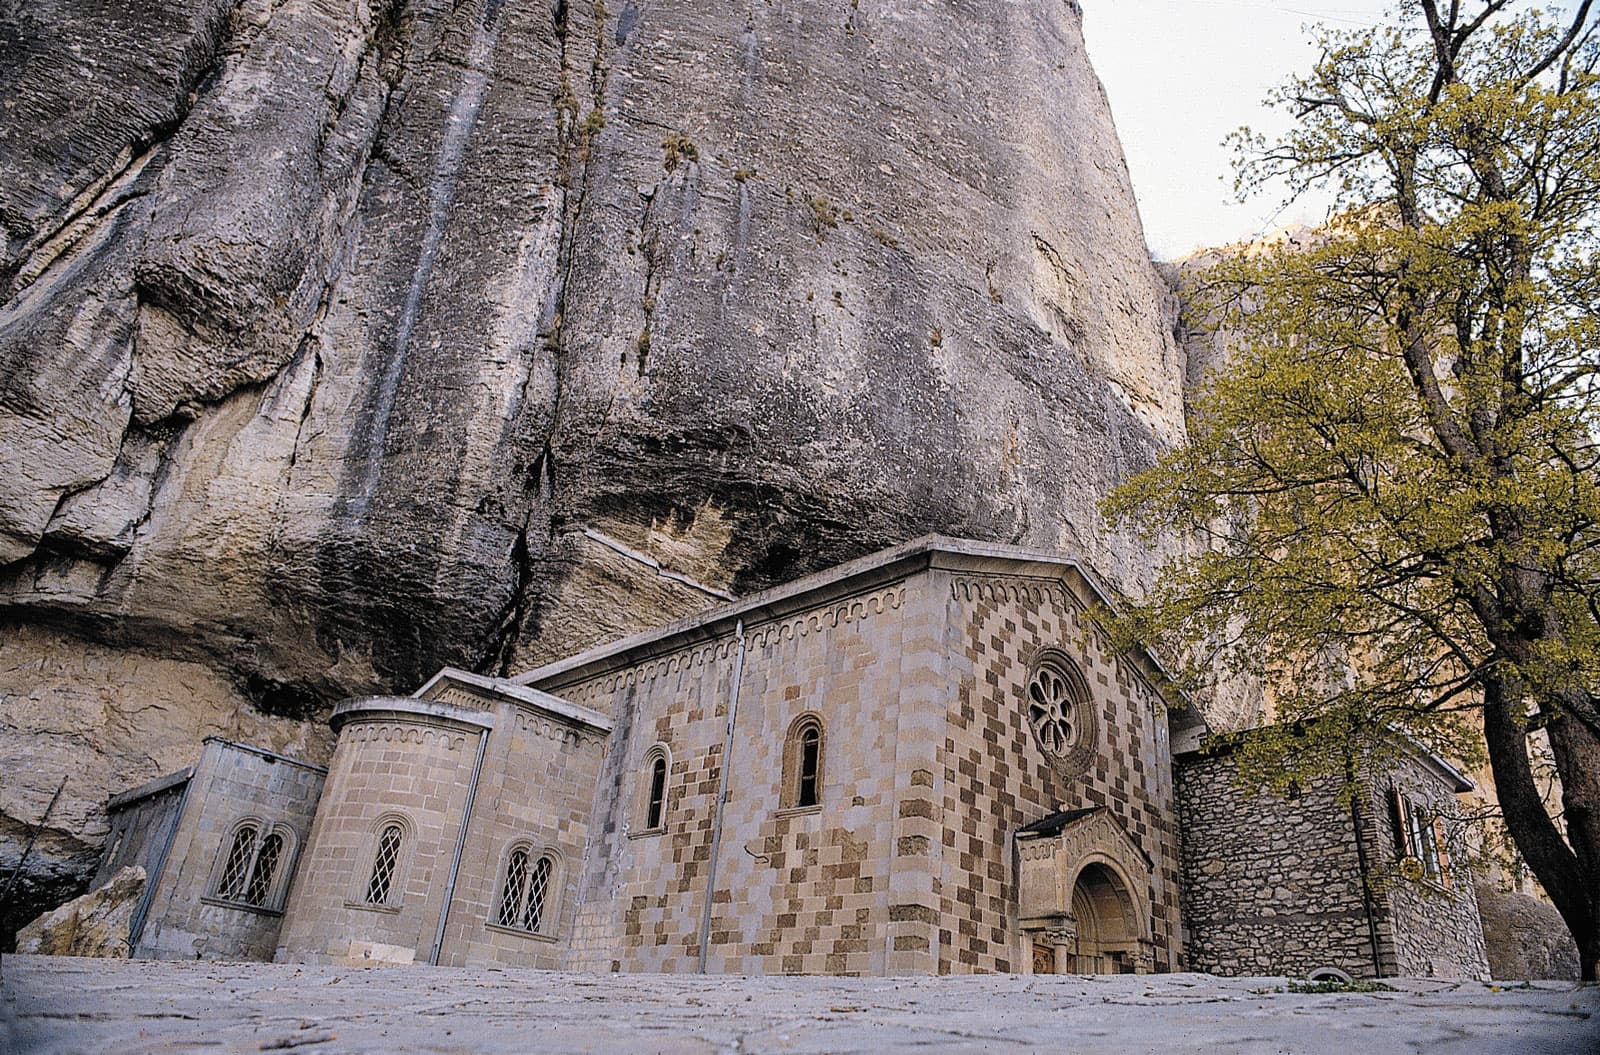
1028, 665, 1078, 758
1025, 652, 1098, 777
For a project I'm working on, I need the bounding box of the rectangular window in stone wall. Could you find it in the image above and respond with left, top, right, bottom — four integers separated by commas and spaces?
1392, 789, 1453, 889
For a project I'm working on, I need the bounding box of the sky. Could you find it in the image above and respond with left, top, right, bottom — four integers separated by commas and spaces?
1081, 0, 1401, 259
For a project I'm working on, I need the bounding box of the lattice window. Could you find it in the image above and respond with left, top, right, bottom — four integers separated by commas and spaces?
497, 848, 530, 927
522, 855, 553, 933
244, 831, 284, 906
493, 846, 556, 935
366, 824, 404, 905
218, 825, 259, 901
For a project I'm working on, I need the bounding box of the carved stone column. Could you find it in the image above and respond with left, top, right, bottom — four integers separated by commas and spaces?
1132, 939, 1157, 975
1044, 919, 1078, 975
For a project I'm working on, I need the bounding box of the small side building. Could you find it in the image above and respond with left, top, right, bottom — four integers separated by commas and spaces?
1175, 735, 1490, 980
94, 738, 327, 960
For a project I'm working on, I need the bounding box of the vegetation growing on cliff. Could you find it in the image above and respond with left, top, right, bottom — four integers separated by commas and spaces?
1107, 0, 1600, 978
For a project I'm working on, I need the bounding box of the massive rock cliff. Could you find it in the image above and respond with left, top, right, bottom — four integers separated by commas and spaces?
0, 0, 1184, 938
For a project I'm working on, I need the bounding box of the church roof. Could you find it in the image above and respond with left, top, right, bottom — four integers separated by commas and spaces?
513, 535, 1183, 707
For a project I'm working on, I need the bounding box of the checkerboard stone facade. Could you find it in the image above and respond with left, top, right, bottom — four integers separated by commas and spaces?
97, 538, 1492, 979
535, 546, 1182, 976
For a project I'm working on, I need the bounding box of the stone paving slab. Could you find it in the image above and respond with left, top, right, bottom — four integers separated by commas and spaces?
1, 956, 1594, 1054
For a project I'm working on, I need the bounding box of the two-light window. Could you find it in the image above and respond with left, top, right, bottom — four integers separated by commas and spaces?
494, 845, 557, 936
211, 821, 295, 911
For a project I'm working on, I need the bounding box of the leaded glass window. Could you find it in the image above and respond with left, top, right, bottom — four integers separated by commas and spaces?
522, 855, 552, 933
244, 831, 284, 906
497, 848, 530, 927
366, 824, 404, 905
494, 845, 556, 935
218, 825, 258, 901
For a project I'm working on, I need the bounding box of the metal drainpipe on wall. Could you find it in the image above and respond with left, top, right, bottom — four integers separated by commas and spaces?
697, 619, 749, 974
429, 724, 490, 967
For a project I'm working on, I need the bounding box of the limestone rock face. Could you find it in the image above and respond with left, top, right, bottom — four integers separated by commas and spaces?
1474, 883, 1582, 980
0, 0, 1184, 931
14, 865, 145, 958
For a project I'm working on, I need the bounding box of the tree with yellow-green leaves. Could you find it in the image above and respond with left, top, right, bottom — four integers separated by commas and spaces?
1106, 1, 1599, 979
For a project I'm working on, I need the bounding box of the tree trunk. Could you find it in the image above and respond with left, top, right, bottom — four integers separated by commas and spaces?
1545, 708, 1600, 981
1481, 679, 1599, 981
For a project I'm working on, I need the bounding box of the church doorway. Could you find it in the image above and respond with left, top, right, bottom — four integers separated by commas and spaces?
1068, 863, 1138, 974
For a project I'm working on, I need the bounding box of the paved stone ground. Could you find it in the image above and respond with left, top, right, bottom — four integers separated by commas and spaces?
1, 955, 1594, 1054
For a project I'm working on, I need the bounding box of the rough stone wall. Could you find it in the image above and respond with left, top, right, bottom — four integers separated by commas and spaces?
275, 712, 479, 965
136, 740, 326, 961
1, 0, 1188, 930
1474, 882, 1582, 980
1175, 752, 1380, 977
1365, 757, 1490, 980
553, 579, 909, 976
932, 572, 1181, 974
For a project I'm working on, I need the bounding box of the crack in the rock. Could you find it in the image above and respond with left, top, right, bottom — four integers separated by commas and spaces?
473, 0, 612, 674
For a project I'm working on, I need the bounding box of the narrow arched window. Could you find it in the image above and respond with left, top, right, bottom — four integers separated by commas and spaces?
244, 831, 284, 906
523, 855, 553, 932
638, 744, 671, 833
782, 714, 825, 809
646, 755, 668, 829
218, 824, 259, 901
798, 725, 821, 808
497, 848, 530, 927
366, 823, 404, 905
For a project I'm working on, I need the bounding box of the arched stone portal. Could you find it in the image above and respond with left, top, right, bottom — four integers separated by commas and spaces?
1015, 808, 1157, 974
1069, 862, 1139, 973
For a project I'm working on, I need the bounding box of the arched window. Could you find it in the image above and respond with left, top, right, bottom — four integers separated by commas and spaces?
244, 830, 284, 906
365, 823, 405, 906
217, 824, 259, 901
637, 744, 671, 833
782, 714, 825, 809
211, 820, 296, 909
493, 843, 558, 936
646, 755, 668, 829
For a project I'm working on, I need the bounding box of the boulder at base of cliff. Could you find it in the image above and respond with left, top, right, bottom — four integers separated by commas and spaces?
1474, 881, 1581, 981
14, 865, 144, 958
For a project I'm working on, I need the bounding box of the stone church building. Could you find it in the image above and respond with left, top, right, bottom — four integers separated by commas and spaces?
92, 537, 1490, 978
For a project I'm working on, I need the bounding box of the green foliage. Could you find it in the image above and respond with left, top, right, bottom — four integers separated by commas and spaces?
662, 133, 699, 171
1104, 2, 1600, 965
1109, 0, 1599, 738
